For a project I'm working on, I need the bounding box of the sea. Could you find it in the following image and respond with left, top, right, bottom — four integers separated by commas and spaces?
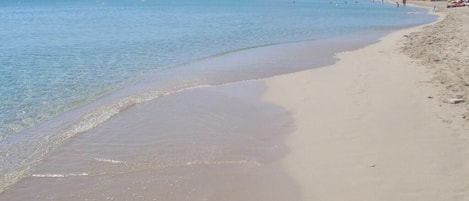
0, 0, 435, 198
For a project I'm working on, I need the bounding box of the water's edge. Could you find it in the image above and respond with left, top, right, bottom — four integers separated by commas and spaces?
0, 7, 437, 193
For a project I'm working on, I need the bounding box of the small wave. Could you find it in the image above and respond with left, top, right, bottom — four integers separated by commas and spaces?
59, 85, 214, 144
31, 173, 88, 178
31, 174, 65, 178
93, 158, 126, 164
185, 160, 262, 167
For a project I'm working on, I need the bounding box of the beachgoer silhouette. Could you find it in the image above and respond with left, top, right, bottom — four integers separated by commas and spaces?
396, 1, 399, 7
402, 0, 406, 6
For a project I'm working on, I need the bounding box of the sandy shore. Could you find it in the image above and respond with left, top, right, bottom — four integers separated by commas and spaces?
263, 3, 469, 201
1, 3, 468, 200
404, 1, 469, 121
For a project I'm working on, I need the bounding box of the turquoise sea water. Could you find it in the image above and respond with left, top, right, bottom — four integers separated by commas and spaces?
0, 0, 434, 192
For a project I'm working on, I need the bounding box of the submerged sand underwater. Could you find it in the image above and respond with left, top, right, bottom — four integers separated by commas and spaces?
0, 82, 300, 201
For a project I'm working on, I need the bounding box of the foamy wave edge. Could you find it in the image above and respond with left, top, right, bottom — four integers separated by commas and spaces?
31, 173, 89, 178
93, 158, 126, 164
56, 85, 213, 146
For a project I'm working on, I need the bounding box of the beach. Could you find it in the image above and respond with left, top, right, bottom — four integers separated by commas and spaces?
1, 1, 468, 200
263, 2, 469, 200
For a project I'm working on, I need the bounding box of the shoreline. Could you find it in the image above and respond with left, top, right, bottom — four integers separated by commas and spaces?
0, 81, 301, 200
263, 2, 469, 200
0, 3, 448, 200
0, 13, 410, 195
0, 31, 380, 195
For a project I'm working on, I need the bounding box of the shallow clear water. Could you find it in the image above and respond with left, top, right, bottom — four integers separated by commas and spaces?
0, 0, 433, 139
0, 0, 435, 193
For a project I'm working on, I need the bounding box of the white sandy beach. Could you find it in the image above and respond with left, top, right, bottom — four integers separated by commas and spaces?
263, 4, 469, 200
2, 2, 469, 201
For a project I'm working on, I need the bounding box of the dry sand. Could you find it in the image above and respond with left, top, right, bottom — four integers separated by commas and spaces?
263, 4, 469, 201
404, 1, 469, 120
